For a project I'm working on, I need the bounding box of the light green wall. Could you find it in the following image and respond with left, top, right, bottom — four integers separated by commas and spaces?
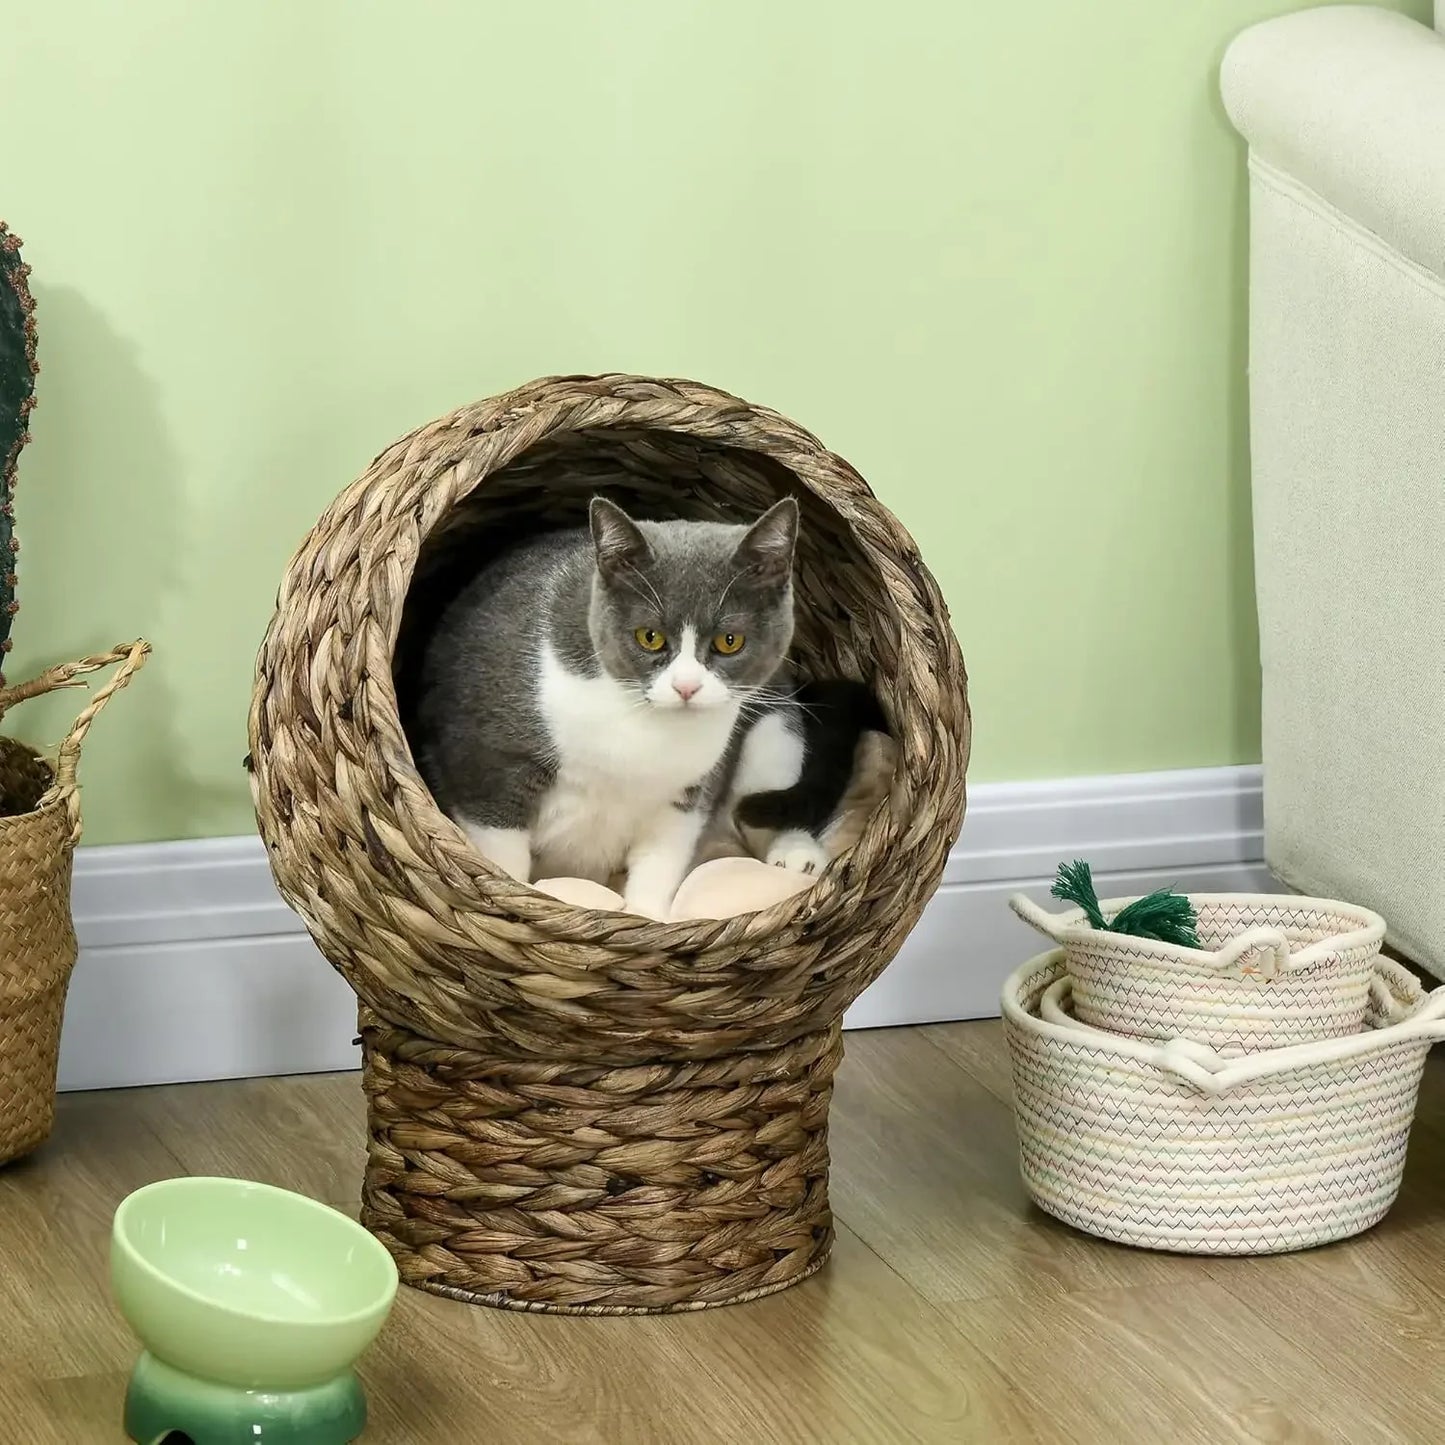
1, 1, 1429, 846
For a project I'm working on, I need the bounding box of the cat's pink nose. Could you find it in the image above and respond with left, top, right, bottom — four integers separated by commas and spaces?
672, 678, 702, 702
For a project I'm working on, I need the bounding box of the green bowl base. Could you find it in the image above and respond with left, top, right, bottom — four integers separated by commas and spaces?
123, 1351, 367, 1444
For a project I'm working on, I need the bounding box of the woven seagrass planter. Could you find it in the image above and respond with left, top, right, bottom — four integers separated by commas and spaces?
0, 643, 149, 1165
249, 374, 970, 1313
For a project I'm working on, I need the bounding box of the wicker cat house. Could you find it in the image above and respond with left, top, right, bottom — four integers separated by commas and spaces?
249, 374, 970, 1314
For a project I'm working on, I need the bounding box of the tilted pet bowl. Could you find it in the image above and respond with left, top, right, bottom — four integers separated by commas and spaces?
1010, 891, 1386, 1054
111, 1177, 398, 1445
1003, 950, 1445, 1255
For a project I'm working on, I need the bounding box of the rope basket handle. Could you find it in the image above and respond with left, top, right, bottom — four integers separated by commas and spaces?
1008, 892, 1075, 941
1009, 892, 1295, 976
1210, 926, 1293, 980
1367, 960, 1425, 1026
0, 640, 151, 841
1035, 970, 1445, 1095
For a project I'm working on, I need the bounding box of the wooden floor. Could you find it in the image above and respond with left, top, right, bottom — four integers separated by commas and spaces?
5, 1021, 1445, 1444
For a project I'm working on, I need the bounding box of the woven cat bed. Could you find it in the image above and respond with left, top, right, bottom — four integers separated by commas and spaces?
249, 374, 970, 1313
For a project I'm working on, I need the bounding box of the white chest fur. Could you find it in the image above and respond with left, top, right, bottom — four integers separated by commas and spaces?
532, 645, 738, 880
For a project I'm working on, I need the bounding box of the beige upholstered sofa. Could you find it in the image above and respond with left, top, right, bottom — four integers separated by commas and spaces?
1222, 6, 1445, 977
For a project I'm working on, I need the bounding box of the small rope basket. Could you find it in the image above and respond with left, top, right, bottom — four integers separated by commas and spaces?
1010, 892, 1385, 1054
1003, 950, 1445, 1255
0, 642, 150, 1164
249, 374, 970, 1312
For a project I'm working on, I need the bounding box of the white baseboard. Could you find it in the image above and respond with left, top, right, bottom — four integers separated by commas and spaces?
57, 765, 1270, 1093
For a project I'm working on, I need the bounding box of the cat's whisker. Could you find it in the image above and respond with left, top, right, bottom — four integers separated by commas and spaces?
621, 568, 665, 618
712, 568, 749, 620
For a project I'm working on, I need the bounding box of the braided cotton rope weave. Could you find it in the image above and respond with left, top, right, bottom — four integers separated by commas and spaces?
249, 375, 970, 1311
1003, 950, 1445, 1255
1010, 892, 1386, 1055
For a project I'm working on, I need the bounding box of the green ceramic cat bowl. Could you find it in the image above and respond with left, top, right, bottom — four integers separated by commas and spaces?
111, 1177, 399, 1445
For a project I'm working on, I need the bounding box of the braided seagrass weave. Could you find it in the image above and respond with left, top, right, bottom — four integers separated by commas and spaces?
249, 374, 970, 1311
0, 642, 150, 1164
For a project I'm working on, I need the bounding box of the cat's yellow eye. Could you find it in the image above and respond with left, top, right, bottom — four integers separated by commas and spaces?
634, 627, 667, 652
712, 632, 746, 656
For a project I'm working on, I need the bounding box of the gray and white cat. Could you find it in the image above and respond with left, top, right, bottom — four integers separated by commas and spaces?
412, 496, 882, 918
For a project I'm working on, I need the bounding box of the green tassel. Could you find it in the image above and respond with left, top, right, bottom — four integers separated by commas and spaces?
1109, 889, 1200, 947
1050, 860, 1108, 930
1050, 859, 1200, 948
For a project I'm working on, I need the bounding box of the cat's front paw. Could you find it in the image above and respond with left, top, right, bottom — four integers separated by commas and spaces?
765, 831, 830, 876
622, 888, 675, 921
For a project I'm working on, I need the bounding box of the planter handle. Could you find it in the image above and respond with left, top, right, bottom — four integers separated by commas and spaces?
0, 641, 151, 843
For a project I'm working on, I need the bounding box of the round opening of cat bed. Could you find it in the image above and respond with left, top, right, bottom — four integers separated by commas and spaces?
392, 424, 906, 913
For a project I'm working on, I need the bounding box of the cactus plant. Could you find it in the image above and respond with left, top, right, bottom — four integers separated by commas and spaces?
0, 222, 35, 682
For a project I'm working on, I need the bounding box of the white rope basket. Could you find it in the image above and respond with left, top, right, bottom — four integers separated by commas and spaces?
1009, 892, 1385, 1054
1003, 950, 1445, 1255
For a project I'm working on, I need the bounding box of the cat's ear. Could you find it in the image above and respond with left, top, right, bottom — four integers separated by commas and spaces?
590, 497, 652, 581
734, 497, 799, 585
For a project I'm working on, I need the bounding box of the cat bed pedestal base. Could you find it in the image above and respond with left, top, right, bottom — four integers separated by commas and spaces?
358, 1011, 840, 1314
123, 1352, 365, 1445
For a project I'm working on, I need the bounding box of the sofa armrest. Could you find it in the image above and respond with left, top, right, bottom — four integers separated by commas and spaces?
1221, 6, 1445, 279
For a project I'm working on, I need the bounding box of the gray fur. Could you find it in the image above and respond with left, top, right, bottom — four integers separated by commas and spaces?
585, 496, 797, 701
412, 497, 799, 833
